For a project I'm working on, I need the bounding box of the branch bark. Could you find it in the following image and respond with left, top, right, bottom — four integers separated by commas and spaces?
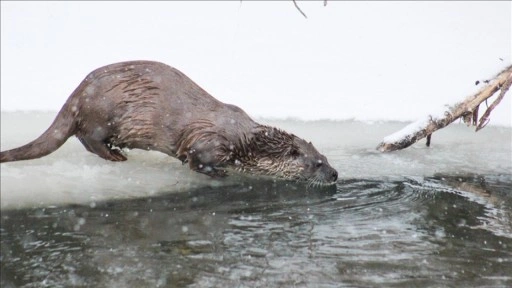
376, 65, 512, 152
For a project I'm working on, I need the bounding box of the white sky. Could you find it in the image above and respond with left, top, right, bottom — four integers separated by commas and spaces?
1, 1, 511, 125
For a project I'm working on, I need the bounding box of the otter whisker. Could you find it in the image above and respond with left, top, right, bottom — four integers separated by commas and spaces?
307, 177, 317, 189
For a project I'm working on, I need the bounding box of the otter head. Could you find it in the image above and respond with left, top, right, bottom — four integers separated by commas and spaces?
230, 126, 338, 186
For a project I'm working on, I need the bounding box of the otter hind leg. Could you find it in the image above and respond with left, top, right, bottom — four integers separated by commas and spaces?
78, 137, 127, 162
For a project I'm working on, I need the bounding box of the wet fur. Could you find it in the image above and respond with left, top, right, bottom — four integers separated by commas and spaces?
0, 61, 338, 185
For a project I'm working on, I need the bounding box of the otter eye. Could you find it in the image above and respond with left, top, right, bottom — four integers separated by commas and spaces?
290, 148, 300, 157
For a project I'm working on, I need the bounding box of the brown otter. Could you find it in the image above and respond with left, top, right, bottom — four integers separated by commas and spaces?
0, 61, 338, 185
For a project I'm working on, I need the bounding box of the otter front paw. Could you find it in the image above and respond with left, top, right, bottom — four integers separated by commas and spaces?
209, 167, 228, 178
194, 164, 228, 178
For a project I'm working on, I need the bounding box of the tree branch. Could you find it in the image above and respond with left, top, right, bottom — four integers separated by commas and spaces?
376, 65, 512, 152
293, 0, 308, 19
476, 71, 512, 131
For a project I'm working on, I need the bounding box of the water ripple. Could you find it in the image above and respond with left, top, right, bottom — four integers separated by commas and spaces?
1, 174, 511, 287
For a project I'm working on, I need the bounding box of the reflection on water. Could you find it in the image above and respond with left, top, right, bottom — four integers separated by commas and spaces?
1, 174, 511, 287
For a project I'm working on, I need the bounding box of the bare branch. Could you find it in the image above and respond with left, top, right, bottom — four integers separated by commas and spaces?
377, 65, 512, 152
472, 105, 479, 126
476, 72, 512, 131
293, 0, 308, 19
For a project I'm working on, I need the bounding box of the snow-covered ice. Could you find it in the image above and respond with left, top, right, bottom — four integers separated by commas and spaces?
1, 111, 510, 209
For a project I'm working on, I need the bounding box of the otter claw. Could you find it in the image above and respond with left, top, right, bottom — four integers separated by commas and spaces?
210, 168, 228, 178
193, 163, 227, 178
109, 149, 127, 161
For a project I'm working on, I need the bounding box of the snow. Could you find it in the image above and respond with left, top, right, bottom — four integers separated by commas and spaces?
380, 103, 449, 144
381, 116, 432, 143
1, 2, 511, 126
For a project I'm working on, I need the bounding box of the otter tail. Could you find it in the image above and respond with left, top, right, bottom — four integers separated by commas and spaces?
1, 100, 78, 163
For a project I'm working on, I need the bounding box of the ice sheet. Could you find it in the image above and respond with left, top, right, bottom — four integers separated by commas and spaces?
1, 111, 511, 209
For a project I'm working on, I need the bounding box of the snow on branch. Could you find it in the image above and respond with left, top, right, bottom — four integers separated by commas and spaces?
377, 65, 512, 152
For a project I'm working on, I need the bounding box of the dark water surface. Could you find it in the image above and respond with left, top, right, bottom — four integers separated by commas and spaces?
2, 174, 511, 288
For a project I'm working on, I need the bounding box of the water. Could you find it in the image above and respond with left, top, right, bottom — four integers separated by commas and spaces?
1, 112, 511, 287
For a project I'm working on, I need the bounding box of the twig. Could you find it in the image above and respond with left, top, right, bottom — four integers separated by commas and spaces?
293, 0, 308, 19
472, 106, 479, 126
476, 72, 512, 131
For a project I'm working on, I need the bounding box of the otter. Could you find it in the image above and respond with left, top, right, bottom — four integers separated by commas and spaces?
0, 61, 338, 185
